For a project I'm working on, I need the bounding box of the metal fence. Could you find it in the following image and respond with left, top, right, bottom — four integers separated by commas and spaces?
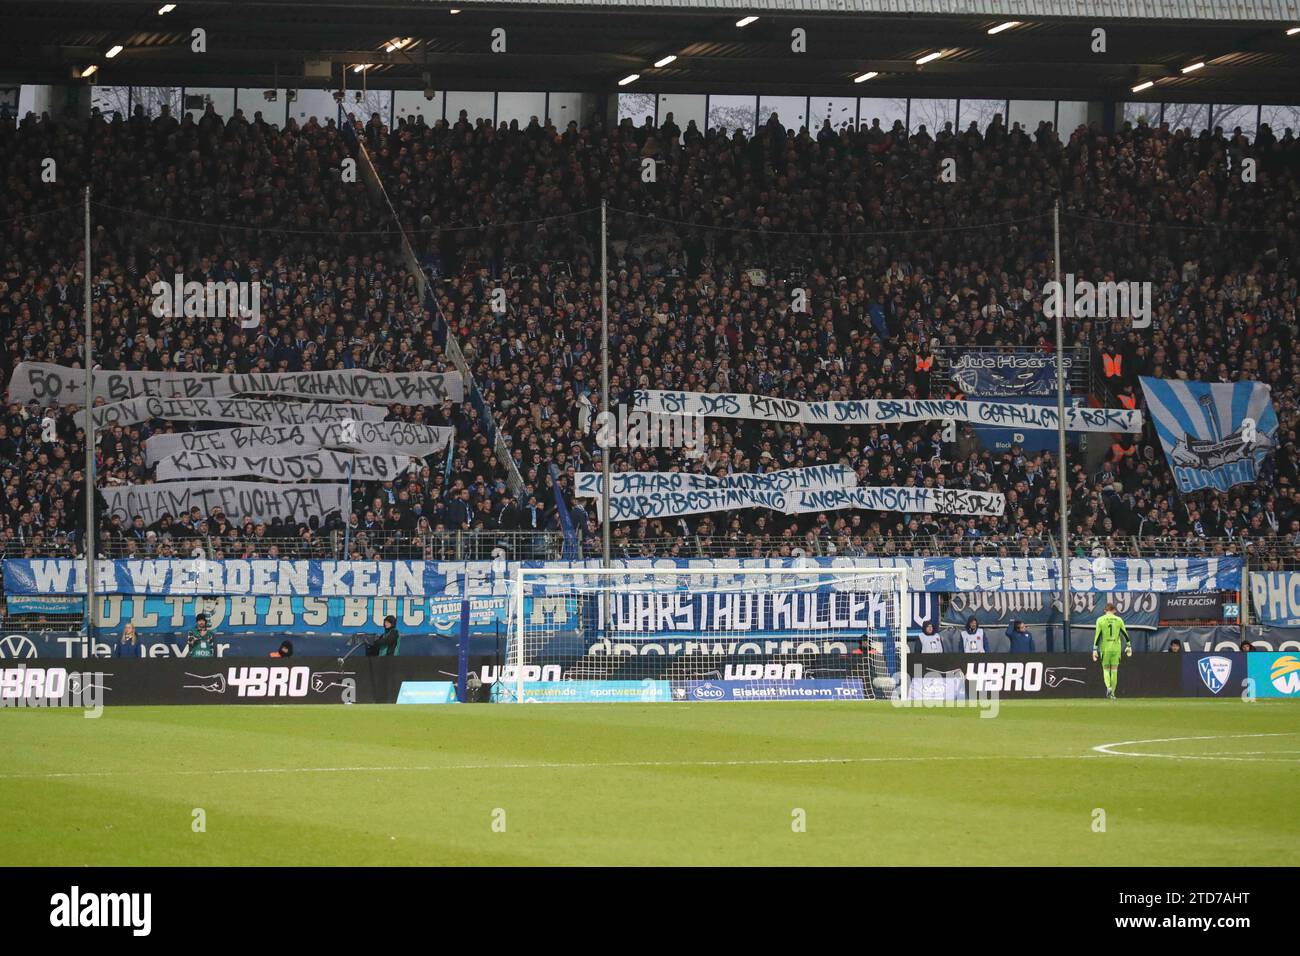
1069, 535, 1300, 564
0, 531, 569, 562
605, 535, 1300, 563
605, 535, 1057, 559
5, 532, 1297, 565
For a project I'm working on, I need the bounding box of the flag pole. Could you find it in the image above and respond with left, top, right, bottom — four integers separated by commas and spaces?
343, 456, 354, 557
83, 185, 96, 642
1053, 199, 1071, 649
600, 199, 610, 569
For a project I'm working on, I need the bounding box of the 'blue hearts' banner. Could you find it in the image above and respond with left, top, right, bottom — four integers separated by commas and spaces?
949, 352, 1067, 398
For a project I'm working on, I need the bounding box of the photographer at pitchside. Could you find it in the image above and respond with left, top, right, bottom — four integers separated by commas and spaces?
186, 614, 216, 658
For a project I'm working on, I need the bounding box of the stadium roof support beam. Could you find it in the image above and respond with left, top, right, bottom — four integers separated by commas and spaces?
7, 1, 1299, 103
421, 0, 1300, 21
58, 47, 1300, 85
25, 0, 1300, 19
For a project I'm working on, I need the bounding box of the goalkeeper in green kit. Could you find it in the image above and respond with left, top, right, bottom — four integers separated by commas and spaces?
1092, 603, 1132, 699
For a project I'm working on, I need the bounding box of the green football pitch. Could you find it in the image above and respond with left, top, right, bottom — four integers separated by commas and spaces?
1, 700, 1296, 866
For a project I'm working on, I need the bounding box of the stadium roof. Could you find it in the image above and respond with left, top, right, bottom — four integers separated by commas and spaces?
3, 0, 1299, 103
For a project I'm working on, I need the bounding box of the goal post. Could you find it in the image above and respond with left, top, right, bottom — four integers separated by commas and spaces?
500, 565, 909, 703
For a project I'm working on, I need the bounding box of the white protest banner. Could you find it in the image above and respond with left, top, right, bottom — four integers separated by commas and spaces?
597, 484, 1004, 522
600, 488, 787, 521
786, 487, 1005, 517
807, 398, 1142, 434
630, 391, 799, 423
574, 464, 856, 498
326, 421, 454, 459
156, 449, 413, 483
8, 362, 464, 406
633, 390, 1142, 434
144, 421, 453, 465
102, 481, 349, 525
92, 396, 385, 430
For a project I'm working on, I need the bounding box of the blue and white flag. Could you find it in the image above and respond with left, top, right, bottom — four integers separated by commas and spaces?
1139, 377, 1277, 493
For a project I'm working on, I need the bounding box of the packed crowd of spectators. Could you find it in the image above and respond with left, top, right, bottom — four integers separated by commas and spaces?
0, 102, 506, 561
374, 105, 1300, 563
1, 100, 1298, 567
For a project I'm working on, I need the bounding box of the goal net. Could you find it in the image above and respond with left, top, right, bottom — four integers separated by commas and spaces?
497, 566, 907, 703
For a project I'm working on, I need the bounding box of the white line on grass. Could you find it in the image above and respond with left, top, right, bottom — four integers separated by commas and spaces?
0, 752, 1107, 781
1092, 732, 1300, 762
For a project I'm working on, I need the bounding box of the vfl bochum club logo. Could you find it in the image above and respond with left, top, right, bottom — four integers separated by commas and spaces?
1197, 656, 1233, 694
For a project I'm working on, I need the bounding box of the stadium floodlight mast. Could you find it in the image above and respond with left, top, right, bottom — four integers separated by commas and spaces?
1053, 199, 1071, 646
83, 186, 95, 641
